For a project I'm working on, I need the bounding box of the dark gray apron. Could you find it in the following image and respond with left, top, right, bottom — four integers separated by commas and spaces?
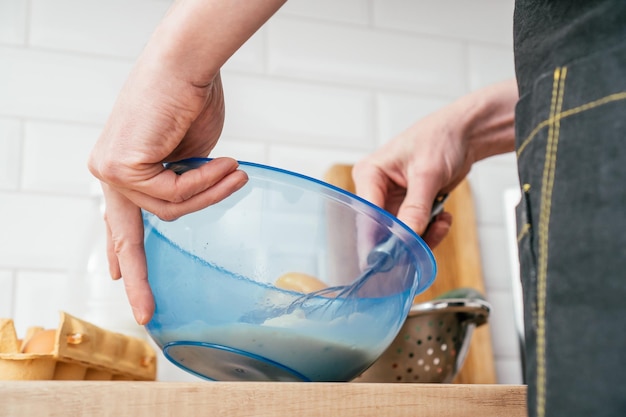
515, 40, 626, 417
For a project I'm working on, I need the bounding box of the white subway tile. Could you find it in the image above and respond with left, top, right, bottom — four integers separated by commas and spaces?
209, 137, 268, 164
0, 0, 27, 45
278, 0, 371, 25
12, 270, 71, 336
495, 357, 524, 384
29, 0, 170, 58
376, 93, 451, 146
221, 73, 375, 149
22, 121, 101, 195
485, 151, 517, 167
485, 289, 523, 360
0, 117, 21, 190
222, 30, 266, 74
0, 270, 15, 318
372, 0, 514, 46
0, 47, 131, 124
0, 193, 95, 269
477, 224, 513, 291
468, 44, 515, 91
268, 144, 367, 180
467, 155, 519, 226
267, 17, 466, 97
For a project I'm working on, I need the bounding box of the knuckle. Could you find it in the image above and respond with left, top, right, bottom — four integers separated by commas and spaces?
97, 160, 126, 184
156, 208, 181, 222
352, 160, 372, 178
109, 232, 144, 256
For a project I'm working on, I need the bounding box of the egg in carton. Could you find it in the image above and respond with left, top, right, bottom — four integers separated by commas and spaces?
0, 311, 156, 381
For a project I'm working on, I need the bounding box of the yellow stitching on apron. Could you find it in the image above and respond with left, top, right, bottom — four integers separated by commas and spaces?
517, 91, 626, 157
536, 66, 567, 417
560, 91, 626, 119
517, 223, 531, 242
518, 120, 550, 157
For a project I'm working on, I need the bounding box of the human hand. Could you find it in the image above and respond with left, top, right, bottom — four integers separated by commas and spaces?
352, 109, 465, 248
89, 66, 247, 324
353, 79, 518, 248
87, 0, 288, 324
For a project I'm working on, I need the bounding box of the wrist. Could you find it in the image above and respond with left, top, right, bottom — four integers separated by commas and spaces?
142, 0, 286, 87
455, 79, 518, 162
141, 1, 220, 86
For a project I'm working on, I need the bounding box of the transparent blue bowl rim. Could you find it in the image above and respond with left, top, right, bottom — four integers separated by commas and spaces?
162, 157, 437, 293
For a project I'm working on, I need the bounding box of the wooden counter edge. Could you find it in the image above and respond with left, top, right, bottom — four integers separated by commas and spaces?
0, 381, 527, 417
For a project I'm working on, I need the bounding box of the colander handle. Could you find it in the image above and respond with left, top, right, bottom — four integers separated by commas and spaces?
434, 287, 486, 301
410, 294, 491, 327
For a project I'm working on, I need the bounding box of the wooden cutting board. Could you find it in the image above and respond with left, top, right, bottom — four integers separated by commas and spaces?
323, 164, 496, 384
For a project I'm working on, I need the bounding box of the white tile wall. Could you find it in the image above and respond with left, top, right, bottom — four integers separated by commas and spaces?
376, 93, 451, 145
0, 46, 131, 123
0, 118, 21, 190
0, 270, 15, 318
268, 145, 368, 179
468, 44, 516, 90
222, 30, 266, 74
0, 193, 95, 269
29, 0, 170, 58
279, 0, 371, 25
0, 0, 27, 45
210, 137, 269, 164
221, 72, 376, 148
372, 0, 515, 46
12, 270, 72, 336
22, 121, 100, 194
0, 0, 523, 384
268, 17, 467, 97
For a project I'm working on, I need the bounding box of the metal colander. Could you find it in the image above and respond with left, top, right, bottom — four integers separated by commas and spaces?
356, 288, 490, 383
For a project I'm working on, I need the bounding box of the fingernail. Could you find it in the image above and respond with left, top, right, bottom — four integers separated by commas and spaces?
132, 306, 147, 325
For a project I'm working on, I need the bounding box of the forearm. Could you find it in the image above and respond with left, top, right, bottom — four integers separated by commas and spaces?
453, 78, 518, 163
142, 0, 287, 85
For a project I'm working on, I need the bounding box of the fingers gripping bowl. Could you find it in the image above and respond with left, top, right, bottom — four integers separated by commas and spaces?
142, 158, 437, 382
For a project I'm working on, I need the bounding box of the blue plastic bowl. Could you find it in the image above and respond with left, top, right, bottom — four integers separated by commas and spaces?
143, 159, 436, 382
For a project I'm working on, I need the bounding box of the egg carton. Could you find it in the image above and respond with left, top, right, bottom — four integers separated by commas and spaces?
0, 311, 156, 381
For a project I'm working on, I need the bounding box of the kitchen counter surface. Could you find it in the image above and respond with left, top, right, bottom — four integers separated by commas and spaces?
0, 381, 526, 417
